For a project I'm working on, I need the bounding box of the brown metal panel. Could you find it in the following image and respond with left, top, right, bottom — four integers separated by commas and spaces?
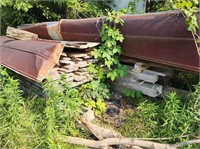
60, 18, 102, 42
22, 23, 52, 39
20, 11, 200, 73
0, 36, 64, 81
59, 12, 199, 72
119, 12, 200, 73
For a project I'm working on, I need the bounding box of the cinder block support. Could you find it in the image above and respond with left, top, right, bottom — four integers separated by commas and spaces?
110, 79, 162, 98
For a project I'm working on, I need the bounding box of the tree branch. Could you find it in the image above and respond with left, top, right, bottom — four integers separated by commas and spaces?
60, 136, 174, 149
171, 139, 200, 148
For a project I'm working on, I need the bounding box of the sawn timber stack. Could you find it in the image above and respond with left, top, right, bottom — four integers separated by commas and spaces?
0, 36, 99, 89
47, 48, 98, 87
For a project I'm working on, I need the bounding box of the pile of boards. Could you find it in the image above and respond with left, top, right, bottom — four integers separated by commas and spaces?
47, 48, 98, 87
5, 27, 100, 94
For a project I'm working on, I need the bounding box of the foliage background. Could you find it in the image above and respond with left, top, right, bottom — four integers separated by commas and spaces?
0, 0, 199, 148
0, 0, 111, 35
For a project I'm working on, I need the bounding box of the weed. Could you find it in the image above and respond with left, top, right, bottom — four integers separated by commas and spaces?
0, 68, 88, 148
124, 88, 142, 99
120, 86, 200, 148
79, 80, 110, 101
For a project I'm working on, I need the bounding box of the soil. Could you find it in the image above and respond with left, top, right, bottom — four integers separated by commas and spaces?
101, 92, 136, 128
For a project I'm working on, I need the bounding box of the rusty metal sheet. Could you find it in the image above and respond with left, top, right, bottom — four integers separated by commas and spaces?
21, 23, 52, 39
119, 11, 200, 73
60, 18, 102, 41
0, 36, 64, 82
21, 11, 200, 73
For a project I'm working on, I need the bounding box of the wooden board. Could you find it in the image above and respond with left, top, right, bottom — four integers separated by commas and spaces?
6, 26, 38, 40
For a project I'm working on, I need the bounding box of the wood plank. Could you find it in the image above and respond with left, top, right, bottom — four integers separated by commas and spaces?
77, 61, 89, 68
61, 65, 78, 70
68, 52, 88, 58
70, 78, 91, 88
6, 26, 38, 40
127, 70, 159, 83
87, 59, 98, 64
83, 55, 93, 59
61, 41, 99, 49
74, 75, 87, 82
76, 68, 87, 72
47, 68, 60, 80
59, 59, 75, 65
110, 80, 163, 97
74, 71, 88, 76
61, 52, 68, 57
57, 68, 78, 73
72, 58, 83, 61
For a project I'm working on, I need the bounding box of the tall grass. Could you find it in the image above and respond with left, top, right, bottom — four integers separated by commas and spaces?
0, 68, 88, 148
120, 83, 200, 148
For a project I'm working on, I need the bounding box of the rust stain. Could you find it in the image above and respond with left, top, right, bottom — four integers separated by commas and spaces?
19, 11, 200, 73
0, 36, 64, 82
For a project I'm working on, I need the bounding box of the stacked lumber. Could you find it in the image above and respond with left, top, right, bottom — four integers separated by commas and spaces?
47, 49, 98, 87
5, 26, 99, 90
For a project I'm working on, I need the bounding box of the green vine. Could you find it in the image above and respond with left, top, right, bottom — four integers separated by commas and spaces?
170, 0, 200, 54
89, 10, 128, 81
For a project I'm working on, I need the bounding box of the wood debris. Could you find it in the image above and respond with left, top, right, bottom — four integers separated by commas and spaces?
48, 48, 98, 87
6, 26, 38, 40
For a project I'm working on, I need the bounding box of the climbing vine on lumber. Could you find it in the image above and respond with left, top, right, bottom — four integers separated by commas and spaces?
89, 10, 128, 81
170, 0, 200, 53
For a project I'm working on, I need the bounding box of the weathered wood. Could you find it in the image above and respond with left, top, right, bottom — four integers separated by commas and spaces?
61, 52, 68, 57
61, 41, 99, 49
110, 80, 163, 97
57, 68, 73, 73
81, 118, 122, 140
59, 60, 75, 65
77, 61, 89, 68
68, 52, 89, 58
83, 55, 93, 59
87, 59, 98, 64
74, 71, 88, 76
6, 26, 38, 40
127, 70, 159, 83
70, 78, 91, 88
74, 75, 87, 82
132, 63, 149, 73
72, 57, 83, 61
77, 68, 87, 72
60, 136, 174, 149
61, 65, 78, 70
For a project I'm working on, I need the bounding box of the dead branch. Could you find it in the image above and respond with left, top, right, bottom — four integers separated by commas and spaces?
80, 118, 122, 140
60, 136, 174, 149
171, 139, 200, 148
135, 132, 200, 141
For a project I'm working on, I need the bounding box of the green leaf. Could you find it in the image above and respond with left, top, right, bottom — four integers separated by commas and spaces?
105, 60, 113, 69
193, 0, 198, 4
